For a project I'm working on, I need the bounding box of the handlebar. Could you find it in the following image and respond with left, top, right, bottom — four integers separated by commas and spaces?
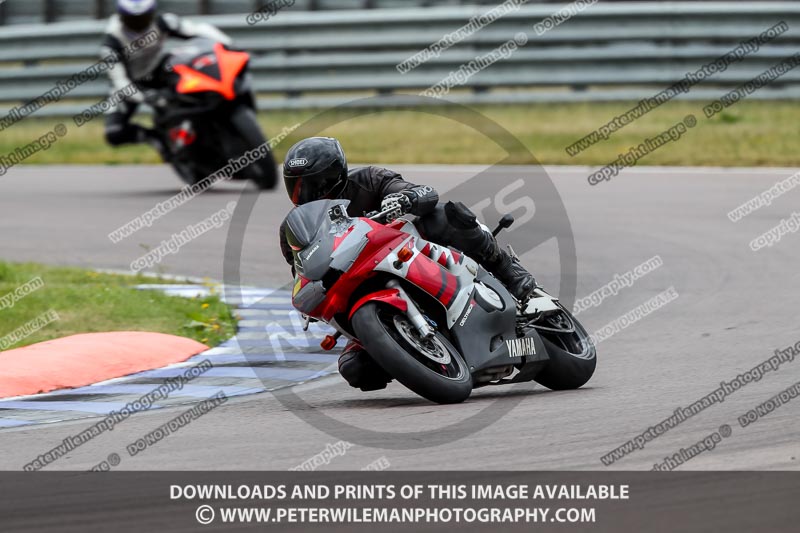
367, 207, 400, 222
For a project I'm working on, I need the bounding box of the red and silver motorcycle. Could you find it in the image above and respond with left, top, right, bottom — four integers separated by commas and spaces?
286, 199, 596, 404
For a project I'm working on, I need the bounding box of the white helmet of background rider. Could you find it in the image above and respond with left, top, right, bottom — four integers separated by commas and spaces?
117, 0, 157, 33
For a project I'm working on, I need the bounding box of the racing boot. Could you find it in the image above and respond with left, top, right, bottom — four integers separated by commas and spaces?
483, 243, 537, 302
443, 202, 536, 301
338, 341, 393, 392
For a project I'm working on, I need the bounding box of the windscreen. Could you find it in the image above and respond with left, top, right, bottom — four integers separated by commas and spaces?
284, 199, 352, 280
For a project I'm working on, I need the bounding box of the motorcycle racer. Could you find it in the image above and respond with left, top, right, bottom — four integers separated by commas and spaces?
101, 0, 232, 158
280, 137, 537, 391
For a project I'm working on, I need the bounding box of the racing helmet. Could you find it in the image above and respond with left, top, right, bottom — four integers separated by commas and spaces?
283, 137, 348, 206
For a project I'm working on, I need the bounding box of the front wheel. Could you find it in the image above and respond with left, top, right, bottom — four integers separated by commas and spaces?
351, 303, 473, 404
224, 106, 278, 190
170, 158, 202, 186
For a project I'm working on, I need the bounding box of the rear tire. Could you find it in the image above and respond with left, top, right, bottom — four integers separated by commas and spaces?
533, 308, 596, 390
351, 303, 473, 404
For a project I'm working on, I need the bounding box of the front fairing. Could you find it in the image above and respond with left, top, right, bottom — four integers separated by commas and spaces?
162, 38, 251, 110
284, 200, 352, 280
292, 275, 327, 316
287, 200, 423, 319
287, 200, 354, 315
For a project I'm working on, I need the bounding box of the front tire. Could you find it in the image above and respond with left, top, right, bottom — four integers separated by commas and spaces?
170, 158, 201, 186
224, 106, 278, 190
351, 303, 473, 404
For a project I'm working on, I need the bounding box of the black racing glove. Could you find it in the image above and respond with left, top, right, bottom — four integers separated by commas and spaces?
380, 186, 438, 221
380, 193, 413, 222
403, 185, 439, 215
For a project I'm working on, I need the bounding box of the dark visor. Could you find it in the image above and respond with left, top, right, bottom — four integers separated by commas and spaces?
121, 12, 155, 32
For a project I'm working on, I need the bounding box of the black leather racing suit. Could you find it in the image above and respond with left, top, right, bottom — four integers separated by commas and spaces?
281, 166, 435, 263
279, 166, 505, 271
280, 166, 532, 391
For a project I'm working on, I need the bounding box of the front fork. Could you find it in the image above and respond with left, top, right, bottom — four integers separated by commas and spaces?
386, 280, 435, 339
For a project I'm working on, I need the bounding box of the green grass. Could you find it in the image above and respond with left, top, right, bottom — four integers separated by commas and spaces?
2, 100, 798, 167
0, 262, 237, 350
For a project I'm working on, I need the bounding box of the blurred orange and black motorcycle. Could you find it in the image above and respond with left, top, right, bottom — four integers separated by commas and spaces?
145, 37, 277, 189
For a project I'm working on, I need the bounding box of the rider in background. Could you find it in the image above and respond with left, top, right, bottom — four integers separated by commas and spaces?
101, 0, 232, 158
280, 137, 538, 392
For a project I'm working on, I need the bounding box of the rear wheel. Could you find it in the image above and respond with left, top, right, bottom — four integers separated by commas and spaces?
161, 125, 224, 186
351, 303, 473, 404
529, 306, 596, 390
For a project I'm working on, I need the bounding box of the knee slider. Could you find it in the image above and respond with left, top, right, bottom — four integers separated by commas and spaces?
338, 350, 365, 386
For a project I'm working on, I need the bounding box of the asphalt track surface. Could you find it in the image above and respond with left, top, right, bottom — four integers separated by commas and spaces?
1, 164, 799, 471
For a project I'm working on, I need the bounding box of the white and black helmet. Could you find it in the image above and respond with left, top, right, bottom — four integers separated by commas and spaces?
117, 0, 157, 33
